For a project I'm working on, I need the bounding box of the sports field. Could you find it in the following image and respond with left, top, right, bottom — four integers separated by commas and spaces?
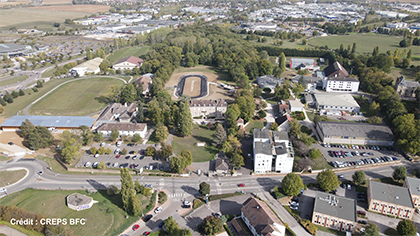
28, 77, 124, 116
183, 76, 202, 97
309, 34, 417, 54
107, 46, 150, 64
0, 188, 149, 236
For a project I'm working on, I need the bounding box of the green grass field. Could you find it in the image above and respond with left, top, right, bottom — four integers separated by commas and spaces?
0, 188, 148, 236
28, 77, 124, 116
0, 169, 26, 186
0, 9, 87, 30
245, 35, 312, 50
245, 120, 265, 133
309, 34, 418, 55
107, 46, 151, 64
172, 126, 218, 162
0, 75, 29, 87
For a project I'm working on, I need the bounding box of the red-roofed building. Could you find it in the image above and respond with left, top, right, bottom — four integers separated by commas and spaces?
113, 56, 143, 70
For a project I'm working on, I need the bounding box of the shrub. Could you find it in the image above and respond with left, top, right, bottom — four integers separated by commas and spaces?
193, 198, 205, 209
107, 185, 118, 196
158, 191, 167, 204
300, 219, 317, 235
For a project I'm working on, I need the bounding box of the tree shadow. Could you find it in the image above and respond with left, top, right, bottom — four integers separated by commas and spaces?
255, 177, 282, 191
94, 95, 111, 104
219, 199, 243, 216
86, 179, 108, 190
185, 216, 203, 232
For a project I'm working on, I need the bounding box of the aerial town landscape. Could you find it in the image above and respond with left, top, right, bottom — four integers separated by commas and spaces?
0, 0, 419, 235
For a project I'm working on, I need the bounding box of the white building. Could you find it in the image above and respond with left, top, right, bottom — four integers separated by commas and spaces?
323, 77, 359, 93
97, 123, 147, 138
70, 57, 103, 77
188, 99, 227, 119
67, 193, 98, 211
288, 100, 304, 112
253, 129, 294, 174
387, 22, 408, 29
313, 93, 360, 115
112, 56, 143, 71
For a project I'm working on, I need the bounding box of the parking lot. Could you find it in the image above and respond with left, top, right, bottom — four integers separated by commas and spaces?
76, 142, 170, 171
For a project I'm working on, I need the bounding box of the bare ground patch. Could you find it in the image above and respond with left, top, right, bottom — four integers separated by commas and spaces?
183, 76, 202, 97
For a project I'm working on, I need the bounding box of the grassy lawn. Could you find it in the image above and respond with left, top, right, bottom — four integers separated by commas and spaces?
41, 68, 56, 78
389, 67, 419, 81
245, 120, 265, 133
309, 34, 418, 55
0, 188, 149, 236
353, 95, 370, 116
311, 155, 332, 170
174, 65, 232, 82
0, 155, 12, 161
314, 225, 346, 236
0, 75, 29, 87
306, 111, 315, 122
172, 126, 218, 162
246, 35, 312, 50
0, 169, 26, 186
384, 227, 400, 236
107, 46, 151, 64
374, 177, 404, 187
29, 77, 124, 116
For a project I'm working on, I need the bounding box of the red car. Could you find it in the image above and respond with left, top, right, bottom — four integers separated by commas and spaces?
143, 232, 151, 236
132, 224, 140, 231
238, 183, 245, 187
116, 155, 121, 159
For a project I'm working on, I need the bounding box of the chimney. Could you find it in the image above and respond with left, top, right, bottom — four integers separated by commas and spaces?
256, 206, 260, 209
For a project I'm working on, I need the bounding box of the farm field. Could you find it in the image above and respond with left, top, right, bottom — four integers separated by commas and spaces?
172, 126, 218, 162
0, 8, 87, 30
107, 46, 151, 64
309, 34, 418, 55
28, 77, 124, 116
30, 5, 110, 13
0, 75, 29, 87
0, 188, 148, 236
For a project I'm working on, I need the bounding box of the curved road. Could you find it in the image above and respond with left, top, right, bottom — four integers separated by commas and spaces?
23, 75, 127, 115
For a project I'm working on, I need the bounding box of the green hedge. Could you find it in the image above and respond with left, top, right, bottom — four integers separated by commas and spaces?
300, 219, 317, 235
224, 224, 233, 236
145, 191, 157, 213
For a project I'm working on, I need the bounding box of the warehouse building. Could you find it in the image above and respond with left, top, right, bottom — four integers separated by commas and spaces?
1, 115, 96, 131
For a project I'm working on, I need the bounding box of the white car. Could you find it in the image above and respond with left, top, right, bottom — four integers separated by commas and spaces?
92, 162, 99, 168
113, 162, 119, 167
100, 142, 106, 147
154, 207, 163, 214
85, 162, 91, 167
347, 184, 352, 191
94, 154, 99, 158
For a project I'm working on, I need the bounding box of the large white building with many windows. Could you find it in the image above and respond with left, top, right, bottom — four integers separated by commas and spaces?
322, 77, 359, 93
253, 129, 294, 174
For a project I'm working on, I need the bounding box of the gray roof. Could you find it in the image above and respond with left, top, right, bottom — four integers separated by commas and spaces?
1, 115, 96, 128
327, 77, 359, 82
274, 142, 288, 155
291, 75, 322, 84
369, 181, 414, 208
318, 122, 394, 141
254, 142, 272, 155
405, 177, 420, 196
254, 129, 270, 139
314, 192, 356, 222
0, 43, 28, 54
272, 131, 288, 141
314, 93, 360, 108
290, 58, 315, 69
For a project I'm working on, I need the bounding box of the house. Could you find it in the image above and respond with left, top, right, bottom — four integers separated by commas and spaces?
188, 99, 227, 119
312, 192, 356, 233
214, 158, 229, 175
241, 197, 286, 236
323, 61, 349, 78
291, 75, 323, 90
395, 76, 420, 98
404, 177, 420, 209
97, 103, 137, 123
277, 101, 290, 115
313, 93, 360, 115
113, 56, 143, 71
288, 100, 304, 112
256, 75, 285, 92
274, 114, 293, 132
322, 77, 359, 93
237, 118, 245, 127
304, 93, 316, 107
97, 123, 147, 138
316, 122, 395, 146
70, 57, 103, 77
135, 73, 153, 95
289, 58, 319, 71
367, 181, 414, 220
253, 129, 294, 174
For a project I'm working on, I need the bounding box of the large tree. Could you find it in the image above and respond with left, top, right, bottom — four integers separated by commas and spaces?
120, 168, 134, 212
278, 52, 286, 75
199, 182, 210, 196
397, 219, 417, 236
199, 216, 222, 236
308, 148, 322, 160
110, 129, 119, 141
20, 119, 35, 138
282, 173, 304, 196
213, 123, 227, 147
119, 83, 137, 104
316, 170, 340, 192
352, 170, 366, 185
362, 222, 379, 236
154, 123, 169, 142
230, 152, 244, 169
392, 166, 407, 182
175, 101, 193, 137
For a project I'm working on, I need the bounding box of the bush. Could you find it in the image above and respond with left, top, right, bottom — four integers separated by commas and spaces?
300, 219, 317, 235
107, 185, 118, 196
193, 198, 205, 209
158, 191, 167, 204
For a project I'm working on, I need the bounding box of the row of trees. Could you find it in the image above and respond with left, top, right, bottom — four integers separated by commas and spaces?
20, 119, 54, 151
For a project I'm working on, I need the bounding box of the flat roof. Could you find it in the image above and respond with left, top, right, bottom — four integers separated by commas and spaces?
254, 142, 272, 155
369, 181, 413, 208
1, 115, 96, 128
0, 43, 28, 54
328, 77, 359, 82
272, 131, 289, 141
314, 192, 356, 222
405, 177, 420, 196
318, 121, 394, 141
314, 93, 360, 108
289, 100, 303, 108
72, 57, 103, 72
254, 129, 270, 139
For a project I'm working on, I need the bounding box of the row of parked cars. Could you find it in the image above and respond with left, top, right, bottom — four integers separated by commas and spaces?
323, 143, 394, 151
331, 156, 398, 168
328, 150, 375, 158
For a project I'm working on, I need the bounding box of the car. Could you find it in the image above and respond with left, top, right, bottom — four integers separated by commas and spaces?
133, 155, 137, 160
212, 212, 221, 218
290, 201, 299, 207
114, 149, 120, 154
143, 215, 153, 222
338, 174, 345, 178
247, 153, 251, 158
116, 154, 121, 159
290, 205, 298, 211
100, 142, 106, 147
94, 154, 99, 158
7, 142, 14, 146
140, 155, 144, 160
358, 220, 367, 225
85, 162, 91, 167
158, 221, 165, 228
127, 143, 134, 147
113, 162, 119, 167
347, 184, 351, 191
125, 155, 130, 159
92, 162, 99, 168
145, 184, 153, 188
116, 141, 122, 147
37, 171, 43, 175
143, 232, 150, 236
140, 150, 145, 155
154, 207, 163, 214
357, 210, 366, 216
132, 224, 140, 231
238, 183, 245, 187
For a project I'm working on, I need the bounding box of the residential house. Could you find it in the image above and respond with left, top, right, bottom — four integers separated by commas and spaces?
253, 129, 294, 174
274, 114, 293, 132
188, 99, 227, 119
214, 158, 229, 175
395, 76, 420, 98
112, 56, 143, 71
97, 123, 147, 138
97, 103, 137, 123
312, 192, 356, 233
322, 77, 359, 93
70, 57, 103, 77
277, 101, 290, 116
316, 122, 395, 146
241, 197, 286, 236
367, 181, 414, 220
323, 61, 349, 78
313, 93, 360, 115
256, 75, 285, 92
404, 177, 420, 209
135, 73, 153, 95
288, 100, 304, 112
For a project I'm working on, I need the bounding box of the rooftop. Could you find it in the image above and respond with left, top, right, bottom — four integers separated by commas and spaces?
97, 103, 137, 121
72, 57, 103, 72
254, 142, 272, 155
254, 129, 270, 139
115, 56, 143, 66
272, 131, 289, 141
97, 123, 147, 131
314, 93, 360, 108
274, 142, 288, 155
314, 192, 356, 222
369, 181, 414, 208
318, 121, 394, 141
323, 61, 349, 78
67, 193, 93, 206
188, 99, 227, 107
406, 177, 420, 196
0, 43, 29, 54
1, 115, 96, 128
288, 100, 304, 108
327, 77, 359, 82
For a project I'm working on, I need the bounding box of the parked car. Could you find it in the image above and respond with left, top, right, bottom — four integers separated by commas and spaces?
94, 154, 99, 158
92, 162, 99, 168
338, 174, 345, 178
8, 142, 14, 146
145, 184, 153, 188
85, 162, 91, 167
100, 142, 106, 147
358, 220, 367, 225
143, 232, 150, 236
238, 183, 245, 187
143, 215, 153, 222
357, 210, 366, 216
116, 155, 121, 159
113, 162, 119, 167
347, 184, 351, 191
132, 224, 140, 231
